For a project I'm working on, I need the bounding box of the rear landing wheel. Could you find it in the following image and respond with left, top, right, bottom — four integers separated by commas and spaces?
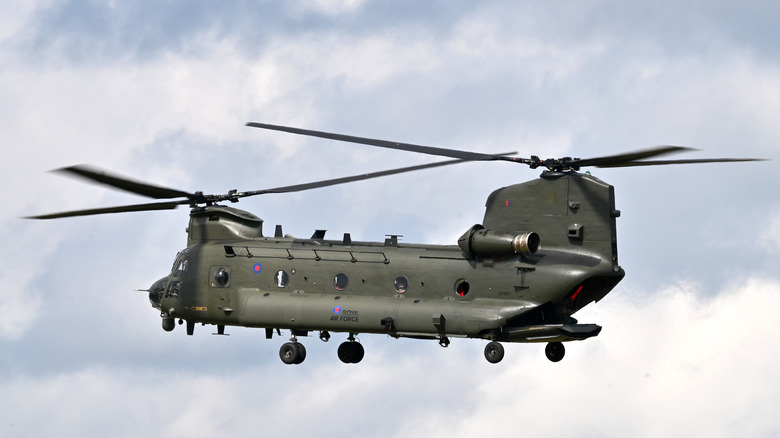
337, 341, 364, 364
545, 342, 565, 362
484, 341, 505, 364
352, 342, 364, 363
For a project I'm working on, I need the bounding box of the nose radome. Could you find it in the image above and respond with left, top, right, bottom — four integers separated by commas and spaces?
147, 277, 167, 310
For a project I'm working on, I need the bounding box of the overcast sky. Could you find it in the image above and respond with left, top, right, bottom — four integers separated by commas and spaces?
1, 1, 779, 437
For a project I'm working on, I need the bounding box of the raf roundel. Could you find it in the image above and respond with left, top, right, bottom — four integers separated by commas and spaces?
333, 306, 341, 314
253, 263, 262, 273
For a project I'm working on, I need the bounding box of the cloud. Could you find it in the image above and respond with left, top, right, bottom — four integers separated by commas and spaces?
1, 2, 778, 437
764, 210, 780, 251
1, 277, 778, 437
291, 0, 367, 17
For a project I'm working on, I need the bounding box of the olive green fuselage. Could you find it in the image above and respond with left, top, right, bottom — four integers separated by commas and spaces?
154, 171, 625, 344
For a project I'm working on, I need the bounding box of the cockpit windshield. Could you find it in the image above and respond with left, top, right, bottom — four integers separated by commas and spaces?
170, 250, 189, 278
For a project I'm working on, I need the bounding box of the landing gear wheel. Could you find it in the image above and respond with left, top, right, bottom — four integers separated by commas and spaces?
337, 342, 351, 363
337, 342, 353, 363
280, 342, 305, 365
545, 342, 565, 362
337, 341, 364, 364
484, 341, 505, 364
351, 342, 364, 363
293, 342, 307, 364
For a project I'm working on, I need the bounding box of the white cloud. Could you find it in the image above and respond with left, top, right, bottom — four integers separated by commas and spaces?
1, 2, 779, 437
291, 0, 367, 17
0, 0, 48, 43
0, 280, 42, 340
1, 277, 778, 437
760, 207, 780, 250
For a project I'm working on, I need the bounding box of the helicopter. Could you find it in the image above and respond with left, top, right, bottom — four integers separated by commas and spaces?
27, 122, 764, 365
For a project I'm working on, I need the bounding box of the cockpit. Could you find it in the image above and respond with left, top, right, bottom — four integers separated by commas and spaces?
165, 250, 189, 300
148, 250, 190, 310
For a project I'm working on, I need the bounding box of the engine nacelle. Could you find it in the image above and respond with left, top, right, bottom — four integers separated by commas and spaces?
458, 224, 540, 259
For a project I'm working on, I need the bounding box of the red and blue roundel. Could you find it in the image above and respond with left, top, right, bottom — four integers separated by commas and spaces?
333, 306, 341, 314
253, 263, 262, 273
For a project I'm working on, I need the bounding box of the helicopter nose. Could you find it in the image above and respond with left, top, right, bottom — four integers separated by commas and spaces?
148, 277, 167, 310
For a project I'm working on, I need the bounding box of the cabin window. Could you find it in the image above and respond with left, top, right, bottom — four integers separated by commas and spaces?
210, 266, 231, 288
455, 279, 470, 297
214, 268, 229, 286
394, 275, 409, 293
275, 270, 290, 288
334, 273, 349, 291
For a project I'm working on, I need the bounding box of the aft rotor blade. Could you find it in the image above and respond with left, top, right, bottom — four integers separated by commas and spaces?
56, 165, 195, 200
238, 153, 515, 197
25, 200, 187, 220
573, 146, 694, 168
595, 157, 768, 167
246, 122, 516, 161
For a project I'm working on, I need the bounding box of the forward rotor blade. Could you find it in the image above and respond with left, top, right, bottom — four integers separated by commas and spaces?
25, 200, 187, 219
56, 165, 194, 200
238, 153, 515, 198
246, 122, 515, 161
573, 146, 694, 168
595, 157, 767, 167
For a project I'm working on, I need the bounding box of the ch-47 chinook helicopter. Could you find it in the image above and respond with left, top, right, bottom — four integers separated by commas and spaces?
28, 122, 764, 365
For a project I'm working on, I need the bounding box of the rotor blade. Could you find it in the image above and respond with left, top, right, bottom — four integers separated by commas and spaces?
595, 157, 768, 167
25, 200, 187, 220
573, 146, 695, 168
56, 165, 195, 200
237, 153, 515, 198
246, 122, 515, 161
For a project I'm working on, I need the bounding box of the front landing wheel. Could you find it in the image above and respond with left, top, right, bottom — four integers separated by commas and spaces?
280, 342, 306, 365
293, 342, 307, 364
545, 342, 565, 362
484, 341, 505, 364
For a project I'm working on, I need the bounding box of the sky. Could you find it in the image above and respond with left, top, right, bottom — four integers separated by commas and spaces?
1, 1, 779, 436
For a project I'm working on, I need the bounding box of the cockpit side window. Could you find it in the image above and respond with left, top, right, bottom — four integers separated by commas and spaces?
174, 259, 189, 278
165, 251, 189, 299
166, 281, 181, 299
171, 251, 189, 278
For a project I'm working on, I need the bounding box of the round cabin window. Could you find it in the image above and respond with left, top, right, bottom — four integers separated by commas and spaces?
455, 279, 470, 297
214, 268, 230, 287
334, 273, 349, 291
394, 275, 409, 293
275, 270, 290, 288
